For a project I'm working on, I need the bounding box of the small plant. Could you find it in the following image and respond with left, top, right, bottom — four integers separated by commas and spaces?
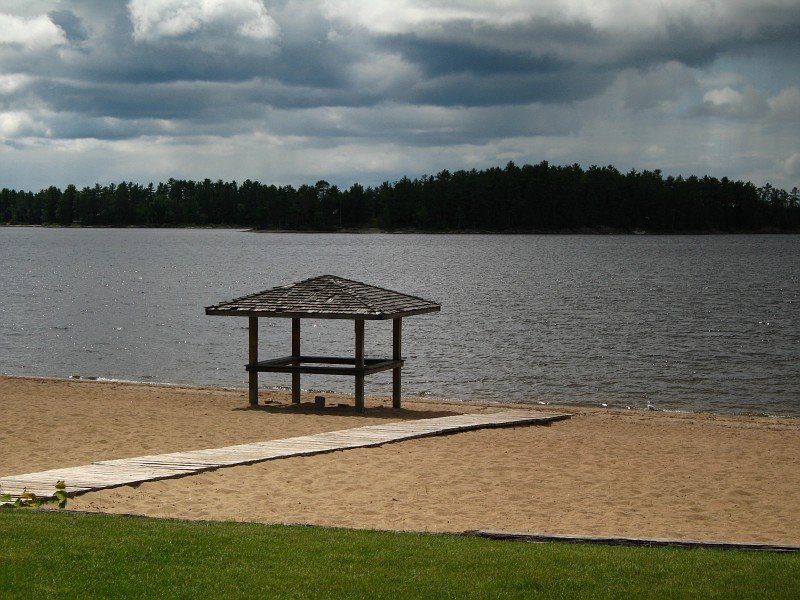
0, 480, 68, 509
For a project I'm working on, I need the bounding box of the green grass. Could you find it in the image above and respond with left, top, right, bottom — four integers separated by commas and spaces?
1, 511, 797, 598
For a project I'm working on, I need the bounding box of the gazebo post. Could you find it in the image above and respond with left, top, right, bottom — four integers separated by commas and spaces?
355, 318, 365, 413
206, 276, 440, 412
392, 317, 402, 409
248, 317, 259, 406
292, 317, 301, 404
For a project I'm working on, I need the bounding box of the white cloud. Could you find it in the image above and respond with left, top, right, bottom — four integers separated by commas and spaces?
323, 0, 648, 33
703, 87, 744, 106
783, 153, 800, 177
701, 86, 768, 118
348, 53, 422, 94
322, 0, 800, 34
644, 144, 666, 158
128, 0, 279, 42
0, 13, 66, 49
0, 111, 24, 137
322, 0, 491, 34
0, 74, 32, 95
0, 110, 48, 138
768, 86, 800, 121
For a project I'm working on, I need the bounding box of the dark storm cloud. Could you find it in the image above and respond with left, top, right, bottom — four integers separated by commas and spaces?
613, 20, 796, 72
384, 35, 570, 77
29, 79, 224, 120
408, 69, 612, 106
48, 10, 89, 42
0, 45, 65, 79
29, 77, 366, 122
41, 113, 172, 141
7, 1, 797, 125
39, 5, 359, 96
375, 8, 800, 93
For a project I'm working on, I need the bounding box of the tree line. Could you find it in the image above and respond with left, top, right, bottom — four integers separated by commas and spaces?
1, 162, 798, 232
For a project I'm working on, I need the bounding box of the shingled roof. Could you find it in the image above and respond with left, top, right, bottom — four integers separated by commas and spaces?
205, 275, 441, 320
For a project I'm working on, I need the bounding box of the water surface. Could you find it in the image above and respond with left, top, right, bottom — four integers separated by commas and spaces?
1, 228, 797, 416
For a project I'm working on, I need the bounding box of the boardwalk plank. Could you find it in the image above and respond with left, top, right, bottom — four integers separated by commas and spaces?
0, 411, 568, 498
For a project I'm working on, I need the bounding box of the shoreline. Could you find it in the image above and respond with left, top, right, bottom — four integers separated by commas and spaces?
3, 224, 799, 235
2, 375, 798, 544
3, 373, 796, 420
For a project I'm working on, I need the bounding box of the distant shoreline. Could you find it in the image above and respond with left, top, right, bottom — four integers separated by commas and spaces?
2, 223, 798, 235
4, 373, 796, 418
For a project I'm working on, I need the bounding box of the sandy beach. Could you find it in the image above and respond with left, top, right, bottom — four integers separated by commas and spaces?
2, 375, 798, 544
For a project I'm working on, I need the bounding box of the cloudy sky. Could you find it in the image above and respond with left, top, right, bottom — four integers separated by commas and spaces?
1, 0, 798, 192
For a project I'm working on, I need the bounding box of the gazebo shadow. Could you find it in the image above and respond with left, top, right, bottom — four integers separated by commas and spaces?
233, 402, 461, 420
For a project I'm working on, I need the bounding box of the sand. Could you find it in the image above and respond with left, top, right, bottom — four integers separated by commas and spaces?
2, 375, 799, 544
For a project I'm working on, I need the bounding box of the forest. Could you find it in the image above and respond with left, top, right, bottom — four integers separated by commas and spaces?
1, 161, 798, 232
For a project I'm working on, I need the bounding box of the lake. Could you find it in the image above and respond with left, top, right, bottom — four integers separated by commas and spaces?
1, 228, 798, 416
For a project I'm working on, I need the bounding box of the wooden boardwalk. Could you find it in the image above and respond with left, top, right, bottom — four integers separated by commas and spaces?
0, 411, 569, 499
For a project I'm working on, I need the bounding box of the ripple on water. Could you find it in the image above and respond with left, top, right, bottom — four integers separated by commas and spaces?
0, 229, 798, 416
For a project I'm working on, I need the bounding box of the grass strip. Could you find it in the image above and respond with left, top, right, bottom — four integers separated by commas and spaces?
1, 510, 798, 598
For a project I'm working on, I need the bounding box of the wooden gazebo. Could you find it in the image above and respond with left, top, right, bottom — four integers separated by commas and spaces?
205, 275, 441, 412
